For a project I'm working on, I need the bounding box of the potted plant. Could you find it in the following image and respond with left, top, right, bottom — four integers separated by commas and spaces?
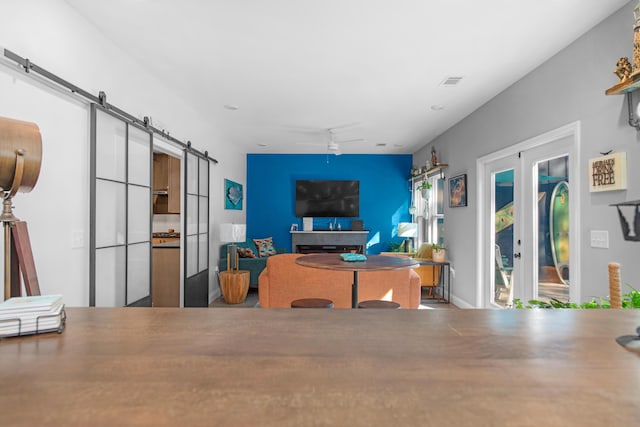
416, 181, 432, 191
431, 243, 446, 262
416, 181, 432, 203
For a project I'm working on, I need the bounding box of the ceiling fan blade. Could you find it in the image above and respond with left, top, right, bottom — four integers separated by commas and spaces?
326, 122, 362, 132
295, 140, 326, 146
334, 138, 364, 144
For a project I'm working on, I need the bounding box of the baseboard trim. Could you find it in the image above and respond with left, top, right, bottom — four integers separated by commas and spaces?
450, 294, 475, 309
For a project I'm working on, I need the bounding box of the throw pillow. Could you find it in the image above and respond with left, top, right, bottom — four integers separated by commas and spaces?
253, 237, 277, 257
237, 247, 257, 258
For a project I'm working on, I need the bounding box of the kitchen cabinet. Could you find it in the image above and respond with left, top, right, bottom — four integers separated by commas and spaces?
153, 153, 181, 214
152, 246, 180, 307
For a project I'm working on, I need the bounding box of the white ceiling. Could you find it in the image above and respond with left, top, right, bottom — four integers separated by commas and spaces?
64, 0, 629, 156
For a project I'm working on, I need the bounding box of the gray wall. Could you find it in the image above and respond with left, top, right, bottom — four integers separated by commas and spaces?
414, 1, 640, 306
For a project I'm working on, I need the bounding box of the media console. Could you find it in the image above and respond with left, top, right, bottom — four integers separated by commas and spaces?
290, 231, 369, 254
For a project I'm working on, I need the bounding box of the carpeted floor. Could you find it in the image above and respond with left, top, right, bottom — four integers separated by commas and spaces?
210, 287, 458, 309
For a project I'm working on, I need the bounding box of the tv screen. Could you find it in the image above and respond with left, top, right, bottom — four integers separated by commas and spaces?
295, 180, 359, 218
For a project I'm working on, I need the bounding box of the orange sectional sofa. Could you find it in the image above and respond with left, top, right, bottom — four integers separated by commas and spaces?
258, 253, 421, 308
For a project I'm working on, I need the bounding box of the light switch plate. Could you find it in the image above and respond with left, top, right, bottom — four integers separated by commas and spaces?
590, 230, 609, 248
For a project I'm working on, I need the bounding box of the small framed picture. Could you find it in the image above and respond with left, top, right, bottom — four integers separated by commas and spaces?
224, 179, 243, 210
290, 223, 298, 231
449, 174, 467, 208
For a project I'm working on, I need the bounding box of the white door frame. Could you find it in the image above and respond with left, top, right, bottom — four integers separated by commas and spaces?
475, 122, 581, 308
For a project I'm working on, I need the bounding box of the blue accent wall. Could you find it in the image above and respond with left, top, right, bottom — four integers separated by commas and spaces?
246, 154, 413, 254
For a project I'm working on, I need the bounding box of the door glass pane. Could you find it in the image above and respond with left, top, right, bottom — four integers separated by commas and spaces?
494, 169, 514, 308
128, 185, 150, 244
95, 110, 126, 181
96, 180, 126, 247
186, 194, 198, 236
186, 234, 198, 277
198, 233, 208, 272
537, 155, 569, 303
186, 153, 198, 194
95, 246, 126, 307
199, 158, 208, 196
128, 126, 151, 186
127, 242, 150, 305
198, 196, 208, 234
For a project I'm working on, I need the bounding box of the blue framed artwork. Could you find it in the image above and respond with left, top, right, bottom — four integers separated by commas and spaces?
224, 179, 243, 210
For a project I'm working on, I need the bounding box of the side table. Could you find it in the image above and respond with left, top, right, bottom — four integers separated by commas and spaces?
219, 270, 250, 304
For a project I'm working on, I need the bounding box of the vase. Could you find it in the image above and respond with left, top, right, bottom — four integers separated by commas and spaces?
432, 249, 446, 263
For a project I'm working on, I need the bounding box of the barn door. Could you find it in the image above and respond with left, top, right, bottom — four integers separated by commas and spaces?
90, 104, 152, 307
183, 150, 210, 306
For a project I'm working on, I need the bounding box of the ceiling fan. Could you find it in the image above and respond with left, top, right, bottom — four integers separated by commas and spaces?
295, 126, 364, 155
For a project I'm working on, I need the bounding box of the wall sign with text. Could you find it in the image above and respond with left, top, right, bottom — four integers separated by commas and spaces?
588, 152, 627, 192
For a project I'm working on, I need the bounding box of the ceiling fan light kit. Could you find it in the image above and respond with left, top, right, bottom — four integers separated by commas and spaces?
292, 124, 364, 155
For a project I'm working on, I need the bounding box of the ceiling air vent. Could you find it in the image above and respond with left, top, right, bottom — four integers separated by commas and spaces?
440, 76, 464, 86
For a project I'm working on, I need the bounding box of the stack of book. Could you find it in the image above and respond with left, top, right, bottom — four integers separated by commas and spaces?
0, 294, 65, 337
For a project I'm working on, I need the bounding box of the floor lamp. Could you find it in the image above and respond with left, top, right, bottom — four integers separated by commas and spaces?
219, 223, 246, 271
0, 116, 43, 300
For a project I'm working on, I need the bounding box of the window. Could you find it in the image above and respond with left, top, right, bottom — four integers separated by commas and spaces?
411, 174, 444, 247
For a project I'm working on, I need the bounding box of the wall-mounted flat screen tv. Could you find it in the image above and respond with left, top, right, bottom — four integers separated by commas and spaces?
295, 180, 359, 218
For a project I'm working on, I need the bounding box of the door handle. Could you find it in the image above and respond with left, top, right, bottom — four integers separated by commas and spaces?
513, 252, 521, 258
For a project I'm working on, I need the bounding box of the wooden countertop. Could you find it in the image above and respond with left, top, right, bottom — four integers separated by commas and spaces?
0, 308, 639, 426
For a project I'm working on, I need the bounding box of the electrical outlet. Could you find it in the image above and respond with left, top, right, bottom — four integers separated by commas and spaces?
590, 230, 609, 248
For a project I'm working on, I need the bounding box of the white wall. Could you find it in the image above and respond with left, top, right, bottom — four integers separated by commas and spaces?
0, 0, 246, 305
414, 1, 640, 306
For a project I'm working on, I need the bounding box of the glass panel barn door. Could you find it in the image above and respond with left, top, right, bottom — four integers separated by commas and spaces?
183, 151, 210, 307
90, 105, 152, 307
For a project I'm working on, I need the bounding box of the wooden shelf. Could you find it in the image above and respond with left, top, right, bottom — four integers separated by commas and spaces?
605, 73, 640, 95
426, 164, 448, 176
409, 164, 448, 181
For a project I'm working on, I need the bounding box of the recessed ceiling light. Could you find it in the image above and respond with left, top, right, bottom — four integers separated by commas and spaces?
223, 104, 239, 110
257, 143, 267, 147
376, 143, 387, 147
393, 144, 403, 147
430, 104, 445, 111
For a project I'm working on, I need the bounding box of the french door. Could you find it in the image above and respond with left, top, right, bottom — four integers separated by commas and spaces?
478, 123, 580, 308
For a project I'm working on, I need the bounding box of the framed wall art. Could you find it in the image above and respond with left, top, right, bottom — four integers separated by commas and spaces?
224, 179, 243, 210
449, 174, 467, 208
